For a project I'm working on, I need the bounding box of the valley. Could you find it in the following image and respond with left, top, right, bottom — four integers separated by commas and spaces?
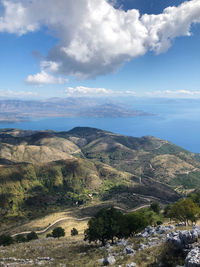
1, 126, 200, 266
0, 126, 200, 232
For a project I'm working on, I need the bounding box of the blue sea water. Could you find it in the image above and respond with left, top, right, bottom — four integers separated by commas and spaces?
0, 99, 200, 153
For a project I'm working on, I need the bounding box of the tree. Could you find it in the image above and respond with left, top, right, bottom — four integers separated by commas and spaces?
71, 228, 78, 236
189, 190, 200, 206
163, 204, 172, 218
150, 202, 161, 214
52, 227, 65, 238
84, 207, 123, 245
124, 212, 149, 236
0, 234, 14, 246
167, 199, 200, 225
27, 231, 38, 241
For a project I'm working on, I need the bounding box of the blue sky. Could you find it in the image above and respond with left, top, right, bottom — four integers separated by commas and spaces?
0, 0, 200, 99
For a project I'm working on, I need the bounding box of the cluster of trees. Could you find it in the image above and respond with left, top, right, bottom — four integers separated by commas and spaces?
1, 225, 79, 246
84, 197, 200, 246
0, 231, 38, 246
164, 198, 200, 225
84, 206, 159, 246
3, 192, 200, 248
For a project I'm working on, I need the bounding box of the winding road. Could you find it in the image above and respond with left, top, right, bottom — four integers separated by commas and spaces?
11, 203, 151, 237
11, 216, 91, 237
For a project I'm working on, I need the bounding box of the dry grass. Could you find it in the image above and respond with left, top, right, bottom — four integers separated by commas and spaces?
0, 233, 186, 267
8, 199, 119, 237
54, 220, 88, 237
0, 236, 107, 267
9, 209, 89, 238
0, 235, 140, 267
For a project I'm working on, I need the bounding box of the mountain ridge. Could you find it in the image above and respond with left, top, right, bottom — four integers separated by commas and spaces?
0, 126, 200, 229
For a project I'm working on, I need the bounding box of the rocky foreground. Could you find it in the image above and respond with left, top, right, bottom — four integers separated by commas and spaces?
97, 224, 200, 267
1, 225, 200, 266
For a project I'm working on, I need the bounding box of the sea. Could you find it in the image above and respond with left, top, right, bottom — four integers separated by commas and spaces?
0, 98, 200, 153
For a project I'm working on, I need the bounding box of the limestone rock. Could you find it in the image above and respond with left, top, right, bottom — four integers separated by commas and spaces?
103, 256, 116, 265
185, 247, 200, 267
124, 246, 135, 255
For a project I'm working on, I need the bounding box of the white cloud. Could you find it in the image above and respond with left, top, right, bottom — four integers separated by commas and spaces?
65, 87, 200, 98
1, 0, 200, 78
25, 70, 69, 85
0, 0, 39, 35
144, 90, 200, 98
65, 86, 136, 97
25, 60, 69, 85
0, 89, 37, 97
66, 86, 111, 96
40, 61, 60, 73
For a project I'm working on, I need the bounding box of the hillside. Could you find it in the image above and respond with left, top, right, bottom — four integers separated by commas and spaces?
1, 127, 200, 227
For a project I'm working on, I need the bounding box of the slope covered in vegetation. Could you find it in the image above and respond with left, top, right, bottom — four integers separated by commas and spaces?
0, 127, 200, 225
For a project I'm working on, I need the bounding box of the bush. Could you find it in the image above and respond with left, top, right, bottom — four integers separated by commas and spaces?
71, 228, 78, 236
52, 227, 65, 238
46, 233, 53, 238
27, 231, 38, 241
150, 202, 161, 214
157, 220, 163, 225
0, 234, 14, 246
15, 234, 26, 243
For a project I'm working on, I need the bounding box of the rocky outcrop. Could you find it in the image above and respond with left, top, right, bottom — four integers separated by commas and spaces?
185, 248, 200, 267
0, 257, 54, 266
141, 225, 175, 238
165, 226, 200, 267
103, 256, 116, 265
97, 225, 200, 266
166, 226, 200, 249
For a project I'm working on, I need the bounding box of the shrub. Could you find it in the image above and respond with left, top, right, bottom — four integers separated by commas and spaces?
52, 227, 65, 238
0, 234, 14, 246
71, 228, 78, 236
157, 220, 163, 225
15, 234, 26, 243
27, 231, 38, 241
46, 233, 53, 238
150, 202, 161, 214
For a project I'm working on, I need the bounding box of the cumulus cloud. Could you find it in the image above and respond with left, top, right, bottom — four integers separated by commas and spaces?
0, 89, 37, 97
25, 71, 68, 85
65, 86, 136, 97
66, 86, 111, 96
25, 61, 69, 85
1, 0, 200, 78
66, 87, 200, 98
145, 90, 200, 98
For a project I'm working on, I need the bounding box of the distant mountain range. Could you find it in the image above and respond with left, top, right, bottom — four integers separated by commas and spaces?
1, 127, 200, 229
0, 98, 150, 122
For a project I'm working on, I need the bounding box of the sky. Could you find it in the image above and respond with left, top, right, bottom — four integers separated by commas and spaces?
0, 0, 200, 99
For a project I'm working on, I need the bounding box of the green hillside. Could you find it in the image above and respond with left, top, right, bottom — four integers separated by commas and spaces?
0, 127, 200, 226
